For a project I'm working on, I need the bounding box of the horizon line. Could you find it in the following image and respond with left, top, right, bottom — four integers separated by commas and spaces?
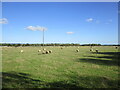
0, 42, 119, 45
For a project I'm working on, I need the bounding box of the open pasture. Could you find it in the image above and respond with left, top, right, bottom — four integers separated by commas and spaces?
2, 46, 119, 88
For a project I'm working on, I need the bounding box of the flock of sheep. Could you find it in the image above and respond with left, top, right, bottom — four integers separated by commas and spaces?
20, 48, 52, 54
76, 48, 98, 53
38, 49, 52, 54
20, 46, 118, 54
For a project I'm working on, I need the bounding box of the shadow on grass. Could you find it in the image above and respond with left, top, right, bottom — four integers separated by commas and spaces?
2, 72, 43, 88
66, 74, 119, 89
77, 52, 120, 66
2, 71, 119, 89
2, 72, 82, 89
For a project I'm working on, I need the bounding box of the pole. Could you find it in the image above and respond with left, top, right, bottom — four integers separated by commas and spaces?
43, 29, 44, 50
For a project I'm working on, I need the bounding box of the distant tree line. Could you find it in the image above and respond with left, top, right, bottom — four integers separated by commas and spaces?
81, 44, 101, 46
0, 43, 80, 47
0, 43, 119, 47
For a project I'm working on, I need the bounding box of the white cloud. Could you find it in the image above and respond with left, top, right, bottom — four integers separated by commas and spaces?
86, 18, 93, 22
66, 32, 74, 34
0, 18, 8, 24
25, 26, 47, 31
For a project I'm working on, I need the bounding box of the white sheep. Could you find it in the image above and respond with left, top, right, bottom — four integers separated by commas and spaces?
45, 51, 49, 54
76, 49, 79, 52
20, 50, 23, 53
49, 50, 52, 53
42, 50, 46, 54
43, 48, 46, 50
38, 50, 41, 52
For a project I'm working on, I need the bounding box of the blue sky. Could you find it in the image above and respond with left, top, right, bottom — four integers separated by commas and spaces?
1, 2, 118, 44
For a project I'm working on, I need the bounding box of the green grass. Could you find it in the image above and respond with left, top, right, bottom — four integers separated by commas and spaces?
1, 46, 120, 88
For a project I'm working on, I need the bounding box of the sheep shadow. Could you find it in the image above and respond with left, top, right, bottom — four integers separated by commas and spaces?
77, 52, 120, 66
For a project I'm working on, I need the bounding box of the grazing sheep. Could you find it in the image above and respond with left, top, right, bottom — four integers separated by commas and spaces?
20, 50, 23, 53
45, 51, 49, 54
95, 49, 99, 53
42, 51, 46, 54
90, 48, 93, 52
61, 47, 63, 49
38, 50, 41, 52
43, 48, 46, 50
49, 50, 52, 53
115, 47, 118, 49
76, 49, 79, 52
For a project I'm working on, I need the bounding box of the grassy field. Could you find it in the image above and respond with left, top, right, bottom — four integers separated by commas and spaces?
1, 46, 120, 89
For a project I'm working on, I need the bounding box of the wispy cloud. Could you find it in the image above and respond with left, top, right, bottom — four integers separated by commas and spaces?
0, 18, 8, 24
86, 18, 93, 22
25, 26, 47, 31
66, 32, 74, 34
95, 20, 100, 24
105, 19, 112, 24
108, 19, 112, 22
